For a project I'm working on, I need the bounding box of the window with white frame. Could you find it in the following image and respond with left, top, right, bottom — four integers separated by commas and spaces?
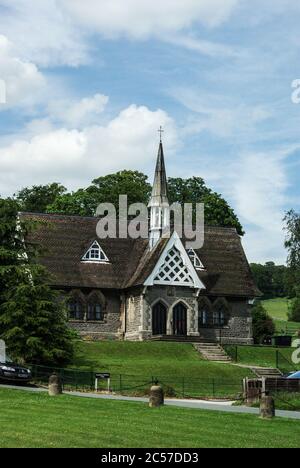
82, 241, 109, 263
187, 248, 204, 270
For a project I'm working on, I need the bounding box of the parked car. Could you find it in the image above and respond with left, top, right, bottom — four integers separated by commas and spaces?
0, 361, 32, 384
286, 371, 300, 379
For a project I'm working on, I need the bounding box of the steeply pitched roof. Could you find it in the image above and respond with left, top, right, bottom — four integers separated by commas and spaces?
148, 141, 169, 207
20, 212, 260, 298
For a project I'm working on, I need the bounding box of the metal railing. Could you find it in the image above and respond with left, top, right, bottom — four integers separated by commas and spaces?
28, 364, 244, 399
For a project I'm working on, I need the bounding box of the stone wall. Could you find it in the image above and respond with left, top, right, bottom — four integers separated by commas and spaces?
68, 289, 122, 340
199, 298, 253, 345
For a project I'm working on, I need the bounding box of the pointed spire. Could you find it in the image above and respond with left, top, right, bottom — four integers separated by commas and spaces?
148, 140, 169, 207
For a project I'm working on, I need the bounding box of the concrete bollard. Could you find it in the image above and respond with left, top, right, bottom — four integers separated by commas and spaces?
149, 384, 164, 408
48, 372, 63, 396
260, 395, 275, 419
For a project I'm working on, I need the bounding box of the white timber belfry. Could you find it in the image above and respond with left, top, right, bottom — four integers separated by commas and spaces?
144, 232, 205, 289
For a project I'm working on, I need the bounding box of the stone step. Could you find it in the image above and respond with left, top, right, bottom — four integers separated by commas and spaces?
193, 343, 232, 362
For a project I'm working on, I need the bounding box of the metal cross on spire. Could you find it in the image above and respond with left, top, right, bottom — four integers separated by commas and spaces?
158, 126, 164, 142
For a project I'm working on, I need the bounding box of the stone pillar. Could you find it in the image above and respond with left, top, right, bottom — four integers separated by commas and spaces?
260, 395, 275, 419
48, 373, 63, 396
149, 384, 164, 408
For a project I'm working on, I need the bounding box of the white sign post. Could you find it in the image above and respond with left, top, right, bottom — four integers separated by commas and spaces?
0, 340, 6, 363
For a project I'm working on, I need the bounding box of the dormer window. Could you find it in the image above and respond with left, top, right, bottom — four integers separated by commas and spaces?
187, 248, 205, 270
82, 241, 109, 263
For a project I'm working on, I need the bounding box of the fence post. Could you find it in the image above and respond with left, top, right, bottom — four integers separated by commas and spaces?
61, 368, 64, 391
182, 377, 185, 398
91, 371, 94, 390
276, 350, 279, 369
235, 346, 238, 363
212, 379, 215, 398
119, 375, 122, 393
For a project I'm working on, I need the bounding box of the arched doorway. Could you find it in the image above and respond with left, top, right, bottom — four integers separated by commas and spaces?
152, 302, 167, 336
173, 302, 187, 336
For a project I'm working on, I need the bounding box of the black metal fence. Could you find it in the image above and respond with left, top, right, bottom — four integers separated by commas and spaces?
29, 364, 95, 391
29, 364, 243, 399
225, 345, 298, 375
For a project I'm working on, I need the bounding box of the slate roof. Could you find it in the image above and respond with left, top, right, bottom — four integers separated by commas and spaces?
20, 212, 261, 298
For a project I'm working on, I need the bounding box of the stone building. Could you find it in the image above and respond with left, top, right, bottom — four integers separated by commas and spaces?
21, 140, 260, 344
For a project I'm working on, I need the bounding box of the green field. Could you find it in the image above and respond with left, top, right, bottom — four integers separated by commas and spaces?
1, 388, 299, 448
262, 298, 290, 320
70, 341, 253, 398
262, 298, 300, 335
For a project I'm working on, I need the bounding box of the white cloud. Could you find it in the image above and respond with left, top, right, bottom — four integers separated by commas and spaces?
47, 94, 109, 128
0, 0, 89, 67
174, 88, 271, 139
0, 0, 240, 66
164, 35, 241, 58
62, 0, 240, 38
228, 147, 300, 264
0, 35, 46, 109
0, 104, 177, 196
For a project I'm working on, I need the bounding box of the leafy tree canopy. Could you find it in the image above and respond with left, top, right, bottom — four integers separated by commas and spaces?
250, 262, 288, 299
284, 210, 300, 298
0, 198, 74, 366
15, 183, 67, 213
46, 172, 243, 234
47, 171, 152, 216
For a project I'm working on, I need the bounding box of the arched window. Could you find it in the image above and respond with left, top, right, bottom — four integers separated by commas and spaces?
198, 297, 212, 329
87, 302, 103, 321
87, 292, 105, 321
68, 298, 84, 321
212, 299, 230, 327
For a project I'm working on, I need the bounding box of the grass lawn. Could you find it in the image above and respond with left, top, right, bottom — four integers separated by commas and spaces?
261, 298, 300, 335
0, 388, 299, 448
225, 345, 295, 369
70, 341, 253, 398
262, 298, 290, 321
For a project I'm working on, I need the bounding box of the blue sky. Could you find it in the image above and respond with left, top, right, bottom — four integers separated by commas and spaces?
0, 0, 300, 264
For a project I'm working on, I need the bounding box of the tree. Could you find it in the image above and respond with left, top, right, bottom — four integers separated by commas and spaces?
251, 302, 275, 344
250, 262, 288, 299
284, 210, 300, 270
0, 199, 74, 366
47, 171, 152, 216
168, 177, 244, 235
288, 297, 300, 322
15, 183, 67, 213
48, 173, 244, 234
284, 210, 300, 312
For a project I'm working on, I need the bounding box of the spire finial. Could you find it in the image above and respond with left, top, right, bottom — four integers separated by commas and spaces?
158, 126, 164, 142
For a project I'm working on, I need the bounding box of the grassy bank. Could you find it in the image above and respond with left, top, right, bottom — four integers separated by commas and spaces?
225, 345, 294, 369
69, 341, 253, 398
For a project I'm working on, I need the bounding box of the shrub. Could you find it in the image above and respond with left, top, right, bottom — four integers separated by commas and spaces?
288, 296, 300, 322
252, 302, 275, 344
